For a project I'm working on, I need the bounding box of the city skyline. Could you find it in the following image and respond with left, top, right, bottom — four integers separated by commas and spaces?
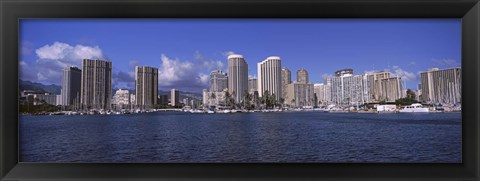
20, 19, 461, 93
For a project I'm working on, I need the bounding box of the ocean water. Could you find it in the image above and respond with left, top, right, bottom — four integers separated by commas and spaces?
19, 112, 462, 163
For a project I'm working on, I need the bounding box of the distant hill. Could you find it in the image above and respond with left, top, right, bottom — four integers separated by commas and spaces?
158, 90, 202, 98
20, 79, 204, 100
19, 79, 62, 94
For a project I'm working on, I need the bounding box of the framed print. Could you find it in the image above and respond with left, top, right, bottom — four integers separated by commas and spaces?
1, 0, 479, 180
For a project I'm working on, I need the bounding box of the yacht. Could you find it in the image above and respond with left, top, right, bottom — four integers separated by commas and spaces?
399, 103, 429, 113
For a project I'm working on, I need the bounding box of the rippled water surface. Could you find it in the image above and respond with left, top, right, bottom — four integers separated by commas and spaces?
20, 112, 461, 162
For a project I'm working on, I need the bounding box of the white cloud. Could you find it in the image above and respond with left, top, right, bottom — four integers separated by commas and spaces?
157, 53, 225, 92
389, 66, 416, 81
432, 58, 460, 68
222, 51, 236, 57
19, 42, 104, 85
321, 73, 332, 81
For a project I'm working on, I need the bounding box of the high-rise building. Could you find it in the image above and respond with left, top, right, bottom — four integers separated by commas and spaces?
248, 78, 257, 94
420, 67, 461, 104
170, 89, 180, 107
328, 69, 365, 105
210, 70, 228, 92
365, 71, 391, 102
112, 89, 131, 110
257, 56, 282, 101
135, 66, 158, 109
61, 66, 81, 106
297, 68, 309, 83
285, 82, 315, 108
281, 67, 292, 99
314, 83, 331, 106
227, 54, 248, 103
380, 77, 403, 102
80, 59, 112, 110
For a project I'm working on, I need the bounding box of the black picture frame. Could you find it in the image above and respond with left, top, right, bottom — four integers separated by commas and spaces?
1, 0, 479, 180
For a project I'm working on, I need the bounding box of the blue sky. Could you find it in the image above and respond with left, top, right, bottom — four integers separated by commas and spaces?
19, 19, 461, 93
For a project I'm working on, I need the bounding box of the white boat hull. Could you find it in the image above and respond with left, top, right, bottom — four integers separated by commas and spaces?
399, 108, 429, 113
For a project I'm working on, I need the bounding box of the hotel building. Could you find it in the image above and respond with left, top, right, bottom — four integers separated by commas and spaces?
257, 56, 282, 101
80, 59, 112, 110
285, 82, 315, 108
365, 71, 391, 103
281, 67, 292, 99
112, 89, 131, 110
210, 70, 228, 92
380, 77, 403, 102
297, 68, 309, 83
328, 69, 365, 105
314, 83, 331, 106
420, 67, 461, 104
227, 54, 248, 103
61, 66, 81, 106
135, 66, 158, 109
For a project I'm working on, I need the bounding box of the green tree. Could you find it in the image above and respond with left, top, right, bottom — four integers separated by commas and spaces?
395, 89, 418, 106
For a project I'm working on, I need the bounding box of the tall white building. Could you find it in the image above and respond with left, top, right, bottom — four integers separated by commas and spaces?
227, 54, 248, 103
328, 69, 365, 105
257, 56, 282, 101
112, 89, 131, 110
135, 66, 158, 109
420, 67, 461, 104
80, 59, 112, 110
210, 70, 228, 92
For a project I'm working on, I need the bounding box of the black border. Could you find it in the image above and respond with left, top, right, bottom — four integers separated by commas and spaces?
1, 0, 479, 180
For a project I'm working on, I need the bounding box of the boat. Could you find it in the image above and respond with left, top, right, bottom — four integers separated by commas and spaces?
223, 110, 231, 113
207, 110, 215, 114
190, 109, 205, 114
399, 103, 429, 113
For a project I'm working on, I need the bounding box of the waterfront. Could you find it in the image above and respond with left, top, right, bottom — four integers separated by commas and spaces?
20, 112, 461, 163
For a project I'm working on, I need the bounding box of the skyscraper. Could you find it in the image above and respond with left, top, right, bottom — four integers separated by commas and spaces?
314, 83, 331, 106
227, 54, 248, 103
210, 70, 228, 92
135, 66, 158, 109
170, 89, 180, 107
61, 66, 81, 107
365, 71, 391, 102
328, 69, 365, 105
380, 77, 403, 102
285, 82, 315, 108
420, 67, 461, 104
257, 56, 282, 101
296, 68, 309, 83
80, 59, 112, 110
281, 67, 292, 99
112, 89, 131, 110
248, 78, 258, 94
